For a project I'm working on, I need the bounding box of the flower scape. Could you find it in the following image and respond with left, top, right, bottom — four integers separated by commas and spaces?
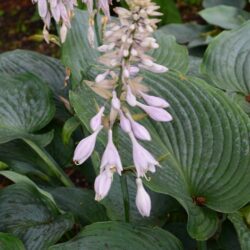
71, 0, 173, 217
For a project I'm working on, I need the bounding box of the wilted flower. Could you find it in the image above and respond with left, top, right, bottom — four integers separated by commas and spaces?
136, 178, 151, 217
32, 0, 112, 43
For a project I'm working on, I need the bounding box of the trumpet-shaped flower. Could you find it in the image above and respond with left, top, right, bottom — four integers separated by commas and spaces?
100, 130, 123, 175
129, 132, 159, 177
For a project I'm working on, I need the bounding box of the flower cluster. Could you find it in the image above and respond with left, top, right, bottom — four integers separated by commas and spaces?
32, 0, 111, 43
73, 0, 172, 217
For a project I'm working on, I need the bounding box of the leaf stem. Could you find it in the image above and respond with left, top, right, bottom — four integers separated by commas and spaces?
197, 241, 207, 250
94, 0, 102, 46
23, 139, 74, 187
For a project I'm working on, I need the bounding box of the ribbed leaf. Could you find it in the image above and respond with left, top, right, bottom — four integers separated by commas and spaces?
63, 9, 250, 240
0, 233, 25, 250
0, 50, 67, 99
228, 212, 250, 250
0, 73, 55, 144
0, 50, 69, 120
199, 5, 250, 30
49, 221, 183, 250
203, 0, 246, 9
51, 187, 108, 225
0, 183, 74, 250
201, 21, 250, 94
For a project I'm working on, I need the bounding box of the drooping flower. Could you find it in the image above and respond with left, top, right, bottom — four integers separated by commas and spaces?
126, 112, 151, 141
94, 169, 113, 201
139, 91, 170, 108
90, 106, 105, 131
129, 132, 159, 177
119, 110, 132, 134
100, 130, 123, 175
73, 126, 103, 165
33, 0, 112, 43
136, 102, 172, 122
136, 178, 151, 217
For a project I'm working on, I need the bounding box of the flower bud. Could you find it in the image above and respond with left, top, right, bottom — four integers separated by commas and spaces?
94, 169, 113, 201
73, 126, 103, 165
119, 110, 131, 133
90, 106, 105, 131
136, 178, 151, 217
139, 91, 169, 108
112, 91, 121, 110
137, 102, 172, 122
126, 85, 137, 107
127, 113, 151, 141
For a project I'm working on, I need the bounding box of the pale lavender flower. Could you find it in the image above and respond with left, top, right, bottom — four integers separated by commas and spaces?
136, 178, 151, 217
90, 106, 105, 131
126, 85, 137, 107
127, 113, 151, 141
136, 102, 172, 122
139, 91, 170, 108
111, 91, 121, 110
94, 169, 113, 201
119, 110, 132, 133
95, 71, 110, 83
73, 126, 103, 165
129, 132, 159, 177
98, 0, 111, 19
139, 62, 168, 73
100, 130, 123, 174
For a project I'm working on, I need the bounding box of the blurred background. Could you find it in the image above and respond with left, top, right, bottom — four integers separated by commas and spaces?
1, 0, 250, 57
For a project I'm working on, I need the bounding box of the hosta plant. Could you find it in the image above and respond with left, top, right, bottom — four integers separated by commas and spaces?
1, 0, 250, 249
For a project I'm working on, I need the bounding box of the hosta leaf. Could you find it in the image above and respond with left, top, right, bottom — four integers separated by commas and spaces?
203, 0, 246, 9
51, 187, 108, 225
0, 183, 74, 250
0, 73, 55, 144
153, 0, 181, 25
0, 49, 69, 121
199, 5, 250, 30
201, 21, 250, 94
160, 23, 211, 44
49, 221, 183, 250
228, 212, 250, 250
62, 9, 250, 240
0, 49, 67, 99
0, 232, 25, 250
